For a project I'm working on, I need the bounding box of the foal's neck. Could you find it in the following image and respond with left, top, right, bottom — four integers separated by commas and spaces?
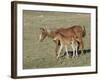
47, 31, 56, 39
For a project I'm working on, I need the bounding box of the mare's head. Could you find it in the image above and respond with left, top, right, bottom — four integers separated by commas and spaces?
39, 27, 50, 42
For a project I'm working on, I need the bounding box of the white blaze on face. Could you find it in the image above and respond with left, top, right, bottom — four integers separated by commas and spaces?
39, 34, 42, 41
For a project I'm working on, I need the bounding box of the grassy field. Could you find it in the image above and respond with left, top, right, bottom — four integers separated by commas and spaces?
23, 10, 91, 69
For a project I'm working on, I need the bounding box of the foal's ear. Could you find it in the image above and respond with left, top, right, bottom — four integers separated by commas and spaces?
40, 28, 45, 31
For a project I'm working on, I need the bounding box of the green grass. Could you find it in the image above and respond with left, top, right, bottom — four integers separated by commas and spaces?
23, 10, 91, 69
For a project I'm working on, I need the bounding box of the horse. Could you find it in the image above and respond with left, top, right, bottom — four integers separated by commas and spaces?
39, 25, 86, 59
39, 27, 61, 56
53, 30, 79, 59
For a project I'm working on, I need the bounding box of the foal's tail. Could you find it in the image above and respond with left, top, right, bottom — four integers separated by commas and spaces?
82, 26, 86, 37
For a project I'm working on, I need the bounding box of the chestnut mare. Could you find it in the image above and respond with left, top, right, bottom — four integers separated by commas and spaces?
39, 25, 86, 59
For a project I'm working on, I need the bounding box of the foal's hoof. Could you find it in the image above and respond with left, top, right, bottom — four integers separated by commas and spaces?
56, 56, 59, 60
65, 56, 69, 59
72, 55, 75, 58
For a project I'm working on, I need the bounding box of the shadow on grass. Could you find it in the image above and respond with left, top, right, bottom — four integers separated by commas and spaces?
62, 49, 91, 57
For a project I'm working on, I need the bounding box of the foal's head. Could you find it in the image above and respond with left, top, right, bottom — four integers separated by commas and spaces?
39, 27, 49, 42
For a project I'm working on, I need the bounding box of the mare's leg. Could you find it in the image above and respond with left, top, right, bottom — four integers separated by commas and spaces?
79, 39, 84, 55
77, 38, 84, 55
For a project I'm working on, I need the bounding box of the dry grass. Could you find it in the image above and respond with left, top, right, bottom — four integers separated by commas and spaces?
23, 10, 91, 69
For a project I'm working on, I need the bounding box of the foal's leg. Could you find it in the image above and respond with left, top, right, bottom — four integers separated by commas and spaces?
65, 45, 69, 58
55, 44, 60, 56
71, 41, 75, 57
55, 40, 60, 56
57, 44, 63, 59
75, 42, 78, 57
